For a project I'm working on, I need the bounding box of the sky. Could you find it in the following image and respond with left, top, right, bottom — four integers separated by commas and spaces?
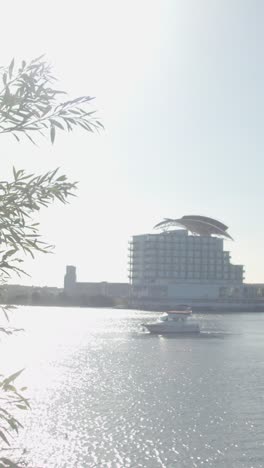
0, 0, 262, 286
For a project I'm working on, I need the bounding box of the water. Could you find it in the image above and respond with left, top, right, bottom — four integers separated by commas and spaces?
2, 307, 264, 467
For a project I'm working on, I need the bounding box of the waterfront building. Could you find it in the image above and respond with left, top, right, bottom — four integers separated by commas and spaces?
64, 266, 130, 299
128, 216, 246, 307
62, 216, 264, 311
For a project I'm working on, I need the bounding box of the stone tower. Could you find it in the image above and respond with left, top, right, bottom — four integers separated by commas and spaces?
64, 265, 76, 293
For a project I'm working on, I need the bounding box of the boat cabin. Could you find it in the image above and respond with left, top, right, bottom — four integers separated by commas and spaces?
161, 310, 192, 322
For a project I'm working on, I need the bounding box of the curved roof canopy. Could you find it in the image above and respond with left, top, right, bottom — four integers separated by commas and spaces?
154, 215, 233, 240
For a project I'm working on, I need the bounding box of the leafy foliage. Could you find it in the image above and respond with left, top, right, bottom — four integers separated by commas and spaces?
0, 55, 103, 144
0, 56, 102, 466
0, 370, 29, 467
0, 167, 77, 279
0, 369, 29, 440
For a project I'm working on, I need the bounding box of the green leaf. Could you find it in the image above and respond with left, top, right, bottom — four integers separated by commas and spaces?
0, 430, 10, 446
16, 404, 28, 410
41, 105, 52, 117
31, 54, 45, 63
0, 457, 20, 468
25, 132, 37, 145
8, 58, 15, 79
50, 125, 55, 144
49, 119, 64, 130
7, 416, 20, 432
3, 368, 24, 387
2, 307, 10, 322
96, 120, 104, 129
12, 133, 20, 142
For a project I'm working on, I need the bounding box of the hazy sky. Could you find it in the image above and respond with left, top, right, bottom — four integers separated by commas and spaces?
0, 0, 262, 286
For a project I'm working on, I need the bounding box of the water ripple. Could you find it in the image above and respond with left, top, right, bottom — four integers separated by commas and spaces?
3, 307, 264, 467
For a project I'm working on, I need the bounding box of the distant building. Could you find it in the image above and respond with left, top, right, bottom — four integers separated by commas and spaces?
128, 216, 251, 308
0, 284, 62, 306
64, 265, 77, 293
62, 216, 264, 311
64, 266, 130, 299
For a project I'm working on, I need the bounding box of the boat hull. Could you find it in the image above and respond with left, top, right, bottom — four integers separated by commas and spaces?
144, 322, 200, 334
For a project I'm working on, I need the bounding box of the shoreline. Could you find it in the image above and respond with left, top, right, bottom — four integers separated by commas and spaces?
2, 302, 264, 313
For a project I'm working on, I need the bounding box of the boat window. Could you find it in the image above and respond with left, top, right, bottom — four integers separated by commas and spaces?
160, 315, 168, 321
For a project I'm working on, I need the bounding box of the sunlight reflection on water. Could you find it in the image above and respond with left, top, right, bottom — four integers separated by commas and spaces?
2, 307, 264, 467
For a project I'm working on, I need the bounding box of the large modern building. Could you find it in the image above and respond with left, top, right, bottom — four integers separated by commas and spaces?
62, 215, 264, 311
128, 215, 254, 308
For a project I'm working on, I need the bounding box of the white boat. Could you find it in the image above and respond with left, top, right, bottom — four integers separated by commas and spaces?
143, 309, 200, 334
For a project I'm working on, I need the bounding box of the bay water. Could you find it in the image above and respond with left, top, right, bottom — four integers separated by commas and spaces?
2, 307, 264, 467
